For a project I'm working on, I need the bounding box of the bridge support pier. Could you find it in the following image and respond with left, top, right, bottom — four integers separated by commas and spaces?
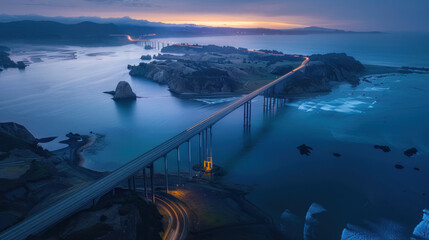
132, 175, 136, 192
143, 168, 147, 198
199, 132, 202, 166
150, 163, 154, 202
210, 126, 213, 160
164, 155, 169, 192
244, 101, 251, 127
188, 140, 192, 179
203, 127, 214, 172
177, 147, 181, 187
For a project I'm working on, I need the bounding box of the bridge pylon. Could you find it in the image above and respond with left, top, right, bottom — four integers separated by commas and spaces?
204, 157, 213, 172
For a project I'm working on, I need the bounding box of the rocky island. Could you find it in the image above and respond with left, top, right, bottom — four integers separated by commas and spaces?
128, 44, 305, 96
104, 81, 137, 100
127, 44, 367, 97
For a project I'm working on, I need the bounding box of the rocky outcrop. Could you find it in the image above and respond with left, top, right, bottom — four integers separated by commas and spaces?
304, 203, 332, 240
129, 61, 242, 94
280, 209, 303, 240
341, 220, 406, 240
297, 144, 313, 156
283, 53, 365, 95
413, 209, 429, 240
374, 145, 391, 152
0, 50, 26, 70
140, 54, 152, 60
0, 122, 38, 151
105, 81, 137, 100
404, 147, 418, 157
0, 123, 100, 231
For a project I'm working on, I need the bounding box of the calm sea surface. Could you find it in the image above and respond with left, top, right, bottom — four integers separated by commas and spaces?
1, 32, 428, 238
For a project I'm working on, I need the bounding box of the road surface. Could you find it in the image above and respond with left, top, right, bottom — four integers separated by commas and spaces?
155, 193, 189, 240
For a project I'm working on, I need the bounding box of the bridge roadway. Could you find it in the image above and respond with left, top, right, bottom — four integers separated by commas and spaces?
0, 57, 309, 240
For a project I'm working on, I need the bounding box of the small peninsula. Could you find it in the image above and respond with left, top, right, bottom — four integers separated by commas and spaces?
0, 46, 26, 70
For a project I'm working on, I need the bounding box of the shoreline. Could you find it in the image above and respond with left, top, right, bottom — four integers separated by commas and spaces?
53, 133, 107, 179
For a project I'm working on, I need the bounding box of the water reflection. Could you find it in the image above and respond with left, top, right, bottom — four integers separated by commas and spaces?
114, 99, 137, 121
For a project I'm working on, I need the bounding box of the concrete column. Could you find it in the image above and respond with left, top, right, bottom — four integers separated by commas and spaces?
188, 140, 192, 179
210, 126, 213, 158
199, 133, 202, 165
249, 100, 252, 126
150, 163, 154, 202
143, 168, 147, 198
177, 147, 181, 186
164, 155, 169, 192
205, 128, 208, 162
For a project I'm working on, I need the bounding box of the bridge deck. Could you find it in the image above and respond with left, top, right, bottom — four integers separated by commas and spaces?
0, 57, 309, 240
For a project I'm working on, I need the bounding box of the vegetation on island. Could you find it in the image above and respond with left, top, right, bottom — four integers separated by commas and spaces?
128, 44, 368, 96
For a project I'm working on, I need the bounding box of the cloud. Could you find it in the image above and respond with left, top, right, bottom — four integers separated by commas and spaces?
1, 0, 429, 31
85, 0, 153, 7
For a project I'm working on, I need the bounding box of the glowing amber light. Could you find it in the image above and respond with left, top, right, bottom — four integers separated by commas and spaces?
204, 157, 213, 172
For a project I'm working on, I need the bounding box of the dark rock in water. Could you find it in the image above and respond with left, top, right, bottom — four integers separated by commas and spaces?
297, 144, 313, 156
66, 132, 82, 140
414, 167, 420, 171
103, 90, 115, 96
0, 51, 26, 69
333, 153, 341, 157
395, 164, 404, 170
140, 54, 152, 60
0, 51, 18, 68
374, 145, 391, 152
404, 148, 418, 157
16, 61, 26, 69
144, 45, 153, 50
109, 81, 136, 100
60, 132, 83, 146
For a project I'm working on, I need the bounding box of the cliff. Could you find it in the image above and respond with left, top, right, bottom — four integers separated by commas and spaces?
283, 53, 365, 94
0, 50, 26, 70
0, 122, 98, 231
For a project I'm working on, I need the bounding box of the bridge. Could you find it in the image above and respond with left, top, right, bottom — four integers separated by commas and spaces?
0, 51, 309, 239
110, 34, 203, 49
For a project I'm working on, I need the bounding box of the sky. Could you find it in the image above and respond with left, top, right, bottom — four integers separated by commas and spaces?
1, 0, 429, 31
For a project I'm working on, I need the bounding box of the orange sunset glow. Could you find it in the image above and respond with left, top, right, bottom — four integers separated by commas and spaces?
162, 20, 306, 29
96, 12, 310, 29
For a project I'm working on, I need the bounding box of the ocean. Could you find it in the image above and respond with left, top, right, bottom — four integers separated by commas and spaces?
1, 32, 428, 238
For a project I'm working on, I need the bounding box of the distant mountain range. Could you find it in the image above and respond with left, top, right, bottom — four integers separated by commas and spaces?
0, 15, 379, 42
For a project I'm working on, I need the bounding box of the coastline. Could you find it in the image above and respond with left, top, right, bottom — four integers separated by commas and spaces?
53, 133, 107, 179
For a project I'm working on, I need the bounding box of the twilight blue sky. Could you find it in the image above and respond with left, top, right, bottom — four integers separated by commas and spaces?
1, 0, 428, 31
